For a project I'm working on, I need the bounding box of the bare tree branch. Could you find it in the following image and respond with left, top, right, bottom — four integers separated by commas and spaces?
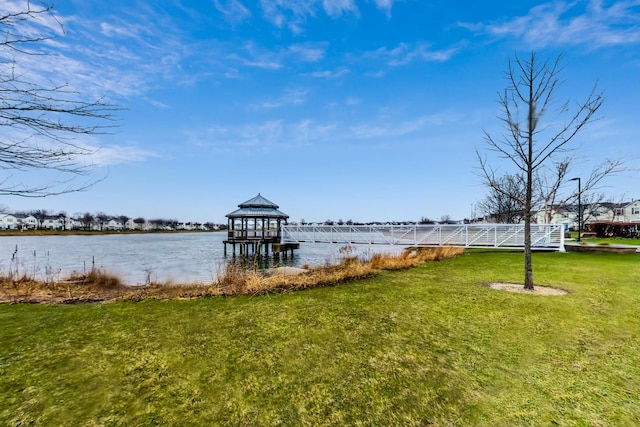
0, 1, 120, 197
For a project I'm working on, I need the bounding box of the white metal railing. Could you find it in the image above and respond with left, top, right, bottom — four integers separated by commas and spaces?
281, 224, 565, 251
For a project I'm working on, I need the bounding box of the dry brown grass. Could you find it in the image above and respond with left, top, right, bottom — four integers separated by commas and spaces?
0, 246, 464, 303
0, 267, 126, 303
66, 268, 123, 288
371, 246, 464, 270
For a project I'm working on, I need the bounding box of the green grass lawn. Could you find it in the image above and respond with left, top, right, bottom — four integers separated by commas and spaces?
582, 237, 640, 246
569, 232, 640, 246
1, 251, 639, 426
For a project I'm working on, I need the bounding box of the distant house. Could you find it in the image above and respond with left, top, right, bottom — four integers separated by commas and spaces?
14, 214, 39, 230
2, 210, 219, 233
536, 199, 640, 229
0, 214, 18, 230
41, 215, 65, 230
621, 200, 640, 222
67, 218, 83, 230
126, 218, 148, 231
105, 219, 124, 231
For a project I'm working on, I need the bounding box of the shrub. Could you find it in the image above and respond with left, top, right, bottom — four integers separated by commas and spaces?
66, 268, 123, 288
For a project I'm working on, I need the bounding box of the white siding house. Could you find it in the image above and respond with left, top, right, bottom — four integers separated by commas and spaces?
14, 214, 39, 230
622, 200, 640, 222
105, 219, 124, 231
536, 199, 640, 228
41, 215, 65, 230
0, 214, 18, 230
126, 218, 148, 231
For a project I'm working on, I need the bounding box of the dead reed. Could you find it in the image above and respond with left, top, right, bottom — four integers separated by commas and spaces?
0, 265, 126, 303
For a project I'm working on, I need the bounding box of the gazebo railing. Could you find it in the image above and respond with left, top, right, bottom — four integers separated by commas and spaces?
229, 230, 281, 239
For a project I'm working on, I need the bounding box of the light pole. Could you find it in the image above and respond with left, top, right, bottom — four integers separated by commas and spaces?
569, 177, 581, 242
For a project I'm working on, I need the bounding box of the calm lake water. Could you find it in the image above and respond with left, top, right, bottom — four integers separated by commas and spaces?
0, 232, 402, 285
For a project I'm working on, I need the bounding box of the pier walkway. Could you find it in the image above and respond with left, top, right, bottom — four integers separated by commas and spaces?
281, 224, 566, 251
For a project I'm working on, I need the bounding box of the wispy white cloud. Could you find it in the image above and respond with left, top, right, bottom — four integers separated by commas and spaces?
256, 0, 401, 32
99, 21, 143, 39
227, 49, 283, 70
306, 67, 350, 78
0, 0, 64, 37
462, 0, 640, 48
260, 0, 359, 32
322, 0, 359, 17
372, 0, 398, 17
288, 43, 328, 62
364, 42, 459, 66
144, 98, 171, 109
2, 0, 338, 112
186, 118, 341, 152
213, 0, 252, 24
0, 2, 197, 102
252, 89, 310, 109
87, 144, 160, 166
228, 41, 327, 70
348, 111, 459, 139
187, 120, 284, 151
260, 0, 316, 33
345, 96, 359, 105
186, 109, 459, 154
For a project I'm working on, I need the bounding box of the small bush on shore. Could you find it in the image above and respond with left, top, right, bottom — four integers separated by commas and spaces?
0, 247, 463, 303
66, 268, 123, 288
1, 266, 126, 303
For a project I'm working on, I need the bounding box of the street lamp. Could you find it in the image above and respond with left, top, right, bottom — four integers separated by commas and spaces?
569, 177, 581, 242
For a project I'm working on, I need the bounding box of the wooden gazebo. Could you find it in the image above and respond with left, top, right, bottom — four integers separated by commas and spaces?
224, 193, 296, 256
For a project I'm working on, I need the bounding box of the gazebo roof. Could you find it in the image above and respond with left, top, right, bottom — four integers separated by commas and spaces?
238, 193, 279, 209
226, 193, 289, 219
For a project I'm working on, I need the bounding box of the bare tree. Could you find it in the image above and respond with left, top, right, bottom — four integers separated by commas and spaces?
538, 157, 624, 224
28, 208, 50, 229
117, 215, 129, 229
419, 216, 435, 224
94, 212, 109, 230
477, 52, 604, 290
574, 192, 607, 231
477, 173, 528, 224
439, 214, 455, 224
149, 218, 165, 230
133, 217, 146, 230
56, 211, 68, 230
1, 2, 119, 197
81, 212, 94, 230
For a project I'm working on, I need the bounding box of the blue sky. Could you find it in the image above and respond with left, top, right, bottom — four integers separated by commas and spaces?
2, 0, 639, 223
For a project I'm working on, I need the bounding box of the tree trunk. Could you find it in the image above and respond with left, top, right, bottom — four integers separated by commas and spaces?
524, 211, 534, 289
524, 173, 534, 289
524, 66, 535, 290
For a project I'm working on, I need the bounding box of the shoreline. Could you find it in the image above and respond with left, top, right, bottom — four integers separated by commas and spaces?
0, 229, 224, 237
0, 247, 465, 303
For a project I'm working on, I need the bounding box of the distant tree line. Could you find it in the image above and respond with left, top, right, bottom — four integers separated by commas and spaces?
294, 216, 459, 226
